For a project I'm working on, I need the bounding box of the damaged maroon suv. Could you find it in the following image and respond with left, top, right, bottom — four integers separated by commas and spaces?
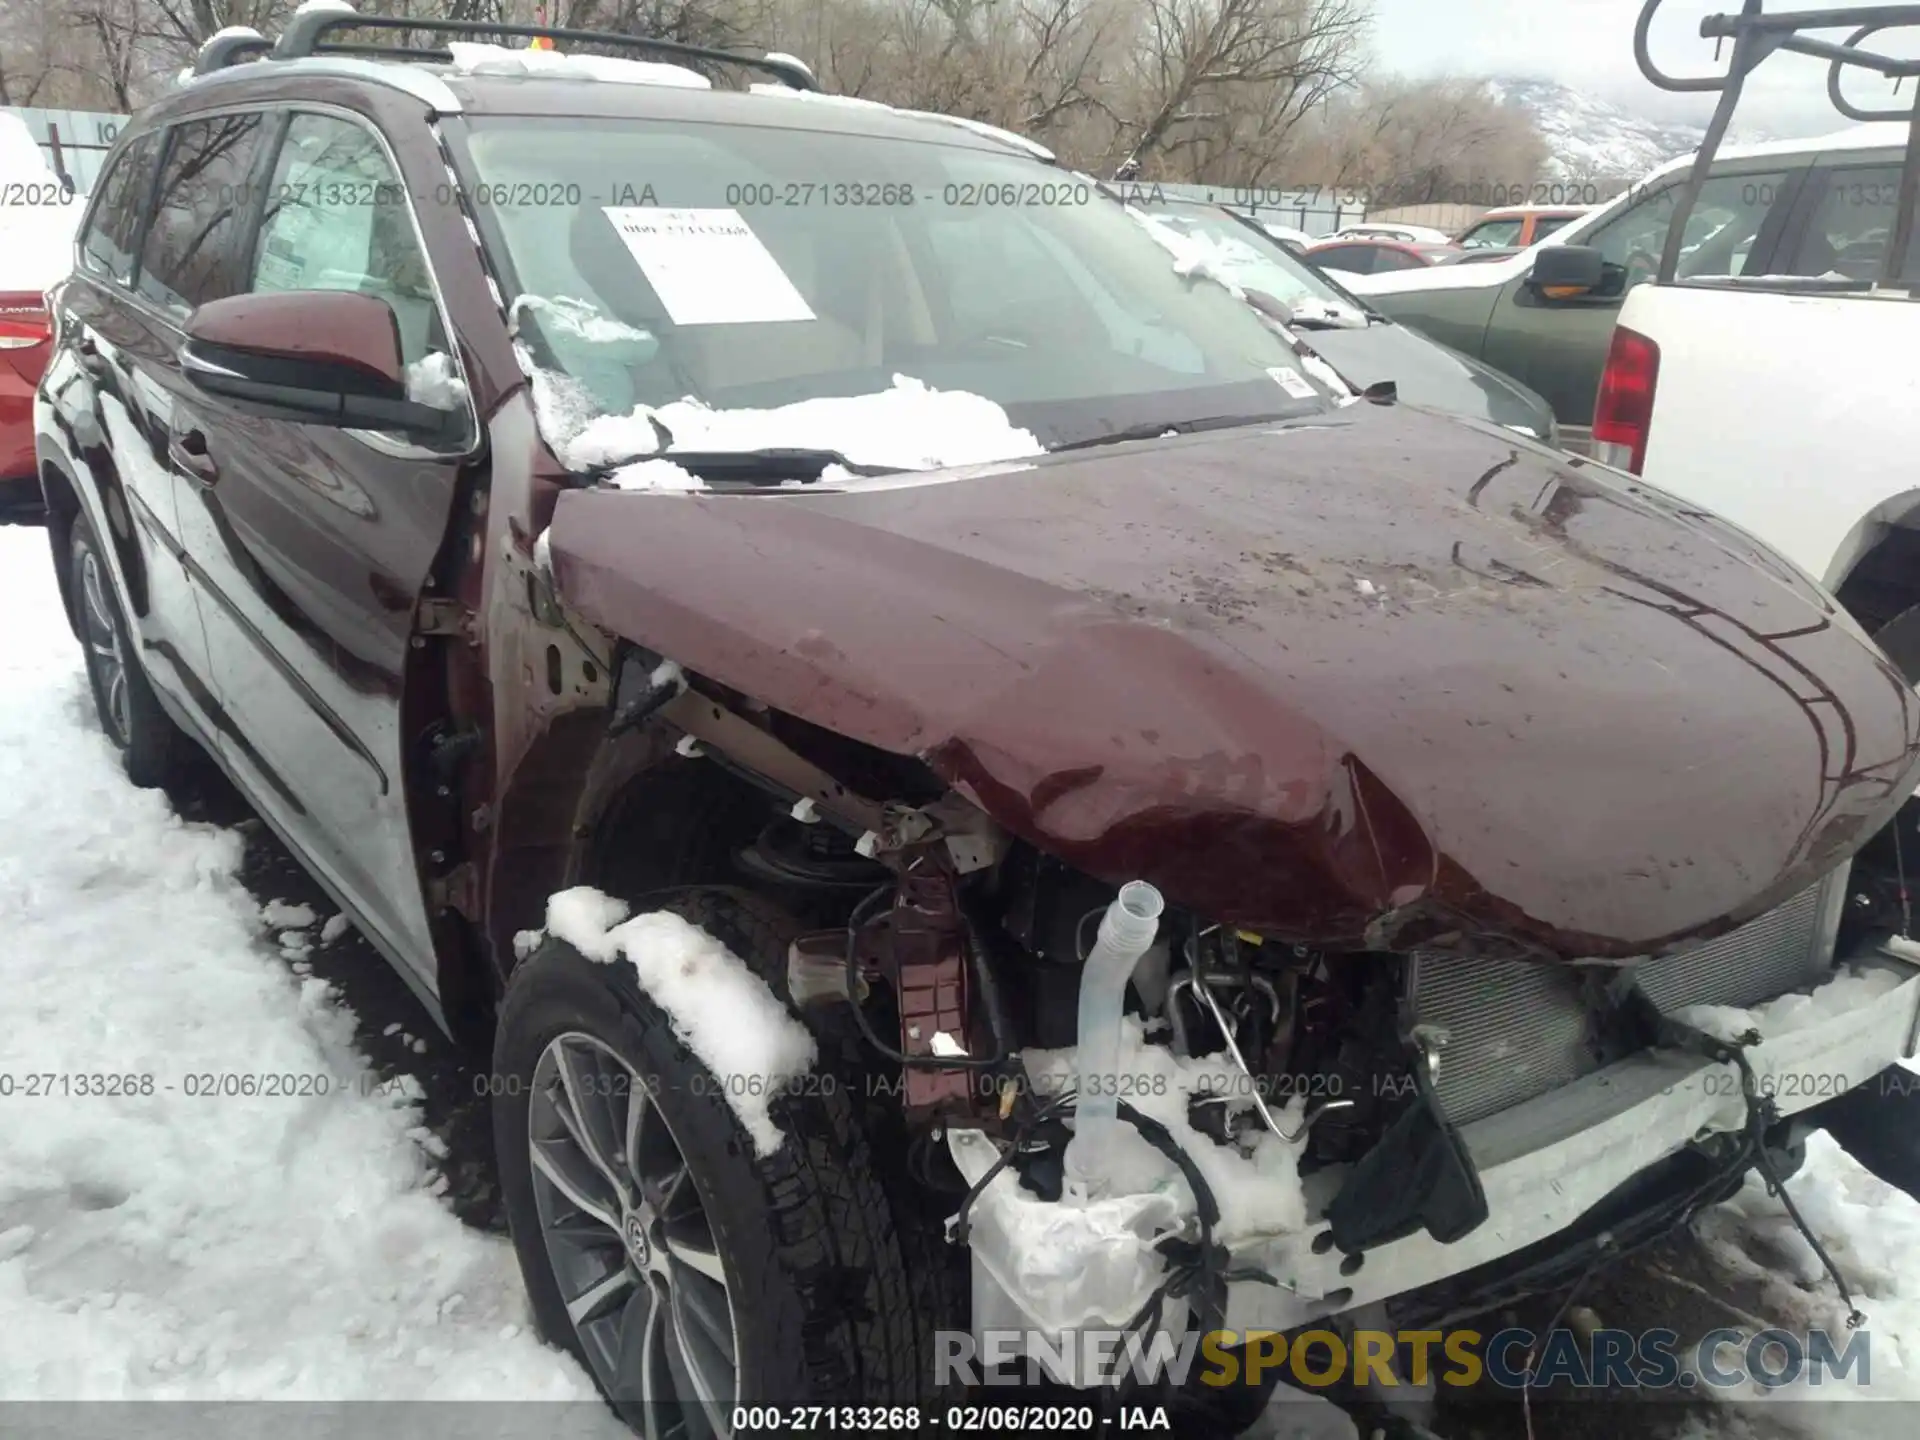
34, 8, 1920, 1434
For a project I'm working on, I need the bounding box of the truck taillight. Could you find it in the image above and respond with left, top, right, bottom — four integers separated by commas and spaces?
0, 292, 51, 351
1592, 326, 1659, 474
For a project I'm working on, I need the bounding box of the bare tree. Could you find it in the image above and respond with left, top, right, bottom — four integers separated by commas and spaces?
1103, 0, 1366, 181
1289, 76, 1549, 207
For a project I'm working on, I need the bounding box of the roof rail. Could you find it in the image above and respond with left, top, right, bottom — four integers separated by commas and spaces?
193, 26, 273, 76
1633, 1, 1920, 286
270, 2, 818, 90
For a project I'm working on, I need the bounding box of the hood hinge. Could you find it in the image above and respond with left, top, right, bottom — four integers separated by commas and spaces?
415, 598, 475, 641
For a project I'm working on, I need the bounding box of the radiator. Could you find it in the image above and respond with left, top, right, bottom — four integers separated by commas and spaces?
1407, 879, 1842, 1126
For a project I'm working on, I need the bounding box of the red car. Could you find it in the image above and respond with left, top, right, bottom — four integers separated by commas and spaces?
0, 289, 55, 521
1303, 237, 1462, 276
0, 115, 80, 524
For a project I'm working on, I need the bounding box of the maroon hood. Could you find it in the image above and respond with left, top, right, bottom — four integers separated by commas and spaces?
548, 404, 1920, 959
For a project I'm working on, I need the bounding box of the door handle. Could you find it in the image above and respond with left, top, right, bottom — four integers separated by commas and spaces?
169, 428, 219, 486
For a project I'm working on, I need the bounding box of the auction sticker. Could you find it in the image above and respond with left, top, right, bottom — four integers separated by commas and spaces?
602, 207, 816, 326
1268, 366, 1319, 400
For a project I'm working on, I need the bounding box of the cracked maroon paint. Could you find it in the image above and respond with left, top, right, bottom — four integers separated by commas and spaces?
548, 405, 1920, 960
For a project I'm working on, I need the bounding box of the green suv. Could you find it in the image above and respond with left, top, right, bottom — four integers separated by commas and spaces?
1346, 124, 1911, 452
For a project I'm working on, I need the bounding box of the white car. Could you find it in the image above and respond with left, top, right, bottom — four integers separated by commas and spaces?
1325, 221, 1455, 246
1255, 220, 1314, 252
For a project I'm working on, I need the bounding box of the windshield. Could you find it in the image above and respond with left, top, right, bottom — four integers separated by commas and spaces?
452, 115, 1335, 470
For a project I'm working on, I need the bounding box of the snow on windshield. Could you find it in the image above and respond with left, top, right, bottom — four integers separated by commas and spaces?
1131, 208, 1247, 300
546, 373, 1044, 488
1130, 209, 1368, 330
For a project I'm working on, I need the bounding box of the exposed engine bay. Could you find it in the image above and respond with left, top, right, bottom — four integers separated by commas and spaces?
603, 653, 1920, 1381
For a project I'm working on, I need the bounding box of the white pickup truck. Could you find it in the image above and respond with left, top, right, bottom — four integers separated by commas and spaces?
1602, 0, 1920, 668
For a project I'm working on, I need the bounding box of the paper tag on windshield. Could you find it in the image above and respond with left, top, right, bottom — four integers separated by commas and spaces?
601, 207, 816, 326
1268, 366, 1319, 401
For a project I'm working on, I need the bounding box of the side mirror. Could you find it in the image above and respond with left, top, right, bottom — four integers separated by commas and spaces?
1526, 245, 1606, 299
181, 291, 457, 441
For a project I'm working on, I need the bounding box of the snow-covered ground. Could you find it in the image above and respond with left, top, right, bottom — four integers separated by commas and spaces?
5, 511, 1920, 1436
0, 526, 614, 1427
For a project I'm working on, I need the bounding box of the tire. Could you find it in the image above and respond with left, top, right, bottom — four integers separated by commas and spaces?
494, 886, 939, 1432
1874, 604, 1920, 685
69, 508, 181, 789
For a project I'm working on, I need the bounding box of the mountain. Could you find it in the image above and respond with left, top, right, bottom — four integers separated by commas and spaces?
1484, 77, 1770, 186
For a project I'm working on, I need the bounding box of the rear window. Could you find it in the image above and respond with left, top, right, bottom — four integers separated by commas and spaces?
1789, 164, 1920, 281
78, 134, 161, 286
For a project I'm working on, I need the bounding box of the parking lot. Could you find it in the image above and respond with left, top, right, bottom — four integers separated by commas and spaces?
10, 2, 1920, 1437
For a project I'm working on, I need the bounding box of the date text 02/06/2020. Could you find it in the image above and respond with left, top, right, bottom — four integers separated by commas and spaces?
730, 1404, 1125, 1436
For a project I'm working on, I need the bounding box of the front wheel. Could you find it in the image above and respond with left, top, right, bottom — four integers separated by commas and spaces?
493, 888, 938, 1433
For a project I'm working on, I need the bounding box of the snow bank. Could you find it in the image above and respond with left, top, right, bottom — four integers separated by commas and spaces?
562, 374, 1045, 477
445, 40, 710, 89
543, 887, 817, 1158
0, 113, 82, 291
1672, 965, 1908, 1044
1690, 1129, 1920, 1419
260, 900, 317, 930
0, 527, 603, 1405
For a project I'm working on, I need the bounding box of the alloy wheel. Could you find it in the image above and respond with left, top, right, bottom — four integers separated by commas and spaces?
79, 549, 129, 745
528, 1032, 739, 1438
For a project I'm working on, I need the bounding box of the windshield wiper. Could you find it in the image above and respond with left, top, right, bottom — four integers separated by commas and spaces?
1050, 412, 1294, 454
588, 447, 907, 484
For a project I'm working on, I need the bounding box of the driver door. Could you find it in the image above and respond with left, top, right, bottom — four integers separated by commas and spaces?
168, 108, 477, 999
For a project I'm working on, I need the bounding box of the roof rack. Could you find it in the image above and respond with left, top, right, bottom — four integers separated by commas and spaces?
265, 3, 818, 90
193, 28, 273, 76
1634, 1, 1920, 286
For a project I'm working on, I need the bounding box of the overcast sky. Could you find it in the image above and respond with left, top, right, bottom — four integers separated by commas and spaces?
1367, 0, 1920, 136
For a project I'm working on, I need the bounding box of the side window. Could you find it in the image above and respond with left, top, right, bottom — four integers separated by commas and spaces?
78, 134, 161, 285
1371, 247, 1425, 272
1312, 246, 1372, 273
1461, 217, 1524, 249
1532, 214, 1574, 241
1791, 165, 1913, 280
1587, 170, 1790, 290
137, 114, 269, 318
249, 113, 444, 367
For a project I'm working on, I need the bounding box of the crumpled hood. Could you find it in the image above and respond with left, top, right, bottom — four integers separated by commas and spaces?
548, 403, 1920, 959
